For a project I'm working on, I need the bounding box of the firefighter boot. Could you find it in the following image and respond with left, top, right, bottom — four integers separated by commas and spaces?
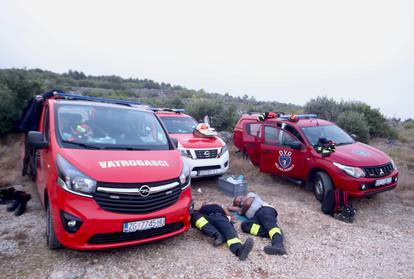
0, 187, 16, 204
238, 237, 254, 261
213, 233, 225, 247
7, 191, 24, 212
15, 192, 31, 216
264, 231, 286, 255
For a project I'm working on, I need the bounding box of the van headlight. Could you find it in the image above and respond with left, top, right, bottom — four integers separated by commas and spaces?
56, 154, 96, 197
179, 162, 191, 189
218, 145, 228, 158
333, 162, 365, 178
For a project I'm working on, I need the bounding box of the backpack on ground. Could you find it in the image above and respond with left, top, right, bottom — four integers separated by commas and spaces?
321, 189, 356, 223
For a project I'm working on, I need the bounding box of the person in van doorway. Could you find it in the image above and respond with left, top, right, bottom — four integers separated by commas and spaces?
191, 202, 254, 261
228, 192, 286, 255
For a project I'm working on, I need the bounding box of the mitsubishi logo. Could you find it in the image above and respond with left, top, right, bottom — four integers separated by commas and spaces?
204, 150, 210, 157
379, 169, 385, 176
138, 185, 151, 197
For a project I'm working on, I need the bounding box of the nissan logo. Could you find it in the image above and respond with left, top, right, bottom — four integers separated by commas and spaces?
138, 185, 151, 197
204, 151, 210, 157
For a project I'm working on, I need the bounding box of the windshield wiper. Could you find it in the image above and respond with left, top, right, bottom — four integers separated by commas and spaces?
62, 140, 102, 150
335, 142, 353, 146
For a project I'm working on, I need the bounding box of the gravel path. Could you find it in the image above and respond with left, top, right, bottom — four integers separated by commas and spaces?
1, 173, 413, 279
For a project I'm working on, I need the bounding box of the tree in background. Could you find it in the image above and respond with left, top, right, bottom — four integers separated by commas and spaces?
303, 96, 341, 121
336, 111, 370, 143
0, 70, 45, 136
304, 96, 396, 142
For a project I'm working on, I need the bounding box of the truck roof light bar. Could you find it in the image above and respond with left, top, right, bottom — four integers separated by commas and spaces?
278, 114, 318, 120
55, 92, 142, 107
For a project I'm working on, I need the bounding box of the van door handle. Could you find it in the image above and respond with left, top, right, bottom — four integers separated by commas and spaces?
263, 150, 272, 154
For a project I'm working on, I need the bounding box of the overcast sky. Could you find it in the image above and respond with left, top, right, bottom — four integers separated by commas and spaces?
1, 0, 413, 119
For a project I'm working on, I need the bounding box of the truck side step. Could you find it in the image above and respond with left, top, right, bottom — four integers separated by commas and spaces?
283, 177, 304, 185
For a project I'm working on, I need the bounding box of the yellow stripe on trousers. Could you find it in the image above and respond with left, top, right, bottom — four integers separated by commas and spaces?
250, 224, 260, 236
269, 227, 281, 239
227, 237, 242, 246
195, 217, 208, 230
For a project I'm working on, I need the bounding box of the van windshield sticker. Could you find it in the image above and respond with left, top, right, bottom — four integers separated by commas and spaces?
98, 160, 170, 169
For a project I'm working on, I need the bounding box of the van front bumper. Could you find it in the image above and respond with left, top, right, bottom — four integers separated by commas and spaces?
51, 185, 192, 250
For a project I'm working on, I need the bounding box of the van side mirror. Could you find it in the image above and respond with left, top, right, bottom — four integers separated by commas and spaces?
171, 137, 179, 148
27, 131, 49, 149
288, 140, 304, 151
351, 134, 358, 140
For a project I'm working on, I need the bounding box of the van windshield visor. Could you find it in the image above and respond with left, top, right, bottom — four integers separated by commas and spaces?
56, 104, 170, 150
301, 125, 355, 146
159, 116, 197, 134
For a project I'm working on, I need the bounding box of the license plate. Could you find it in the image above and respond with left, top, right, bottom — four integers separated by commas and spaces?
199, 169, 220, 176
123, 217, 165, 233
375, 177, 392, 187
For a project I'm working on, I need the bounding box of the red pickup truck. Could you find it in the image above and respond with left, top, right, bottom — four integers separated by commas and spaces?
233, 113, 398, 201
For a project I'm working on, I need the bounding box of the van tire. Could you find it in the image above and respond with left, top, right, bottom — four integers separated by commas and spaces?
313, 171, 333, 203
46, 202, 63, 250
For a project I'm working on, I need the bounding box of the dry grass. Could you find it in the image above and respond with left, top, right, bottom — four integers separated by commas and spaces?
227, 145, 275, 186
0, 133, 29, 188
367, 135, 414, 202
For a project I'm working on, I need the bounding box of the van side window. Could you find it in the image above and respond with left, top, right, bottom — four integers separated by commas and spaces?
285, 125, 304, 143
264, 126, 279, 145
246, 123, 261, 137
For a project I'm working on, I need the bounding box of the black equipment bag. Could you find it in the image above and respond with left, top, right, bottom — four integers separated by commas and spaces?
322, 189, 355, 223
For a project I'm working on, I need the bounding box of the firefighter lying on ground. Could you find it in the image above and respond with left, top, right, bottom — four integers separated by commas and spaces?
191, 202, 254, 261
227, 192, 286, 255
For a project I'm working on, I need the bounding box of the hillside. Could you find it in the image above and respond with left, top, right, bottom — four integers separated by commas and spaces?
0, 68, 301, 135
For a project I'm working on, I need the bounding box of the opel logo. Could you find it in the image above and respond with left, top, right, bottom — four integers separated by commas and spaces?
204, 151, 210, 157
138, 185, 151, 197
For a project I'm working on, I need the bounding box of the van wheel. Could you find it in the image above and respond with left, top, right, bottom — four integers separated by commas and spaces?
313, 172, 333, 203
46, 202, 63, 250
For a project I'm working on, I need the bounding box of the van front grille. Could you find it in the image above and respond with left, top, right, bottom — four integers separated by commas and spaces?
94, 178, 182, 214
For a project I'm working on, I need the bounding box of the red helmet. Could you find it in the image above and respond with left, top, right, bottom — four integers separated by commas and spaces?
288, 114, 299, 122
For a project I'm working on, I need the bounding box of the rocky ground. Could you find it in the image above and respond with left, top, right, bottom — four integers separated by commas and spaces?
0, 138, 413, 279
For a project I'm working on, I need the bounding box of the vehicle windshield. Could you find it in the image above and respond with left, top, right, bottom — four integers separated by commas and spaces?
55, 103, 170, 150
159, 116, 197, 134
301, 125, 355, 146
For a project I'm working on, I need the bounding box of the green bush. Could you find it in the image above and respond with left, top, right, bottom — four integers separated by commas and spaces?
0, 84, 19, 136
336, 111, 370, 143
304, 96, 397, 141
403, 119, 414, 129
303, 96, 342, 121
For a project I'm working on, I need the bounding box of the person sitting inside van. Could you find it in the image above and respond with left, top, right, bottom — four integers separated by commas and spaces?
228, 192, 286, 255
60, 113, 93, 141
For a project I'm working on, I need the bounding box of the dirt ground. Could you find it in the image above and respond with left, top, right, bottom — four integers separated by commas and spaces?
0, 137, 413, 279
